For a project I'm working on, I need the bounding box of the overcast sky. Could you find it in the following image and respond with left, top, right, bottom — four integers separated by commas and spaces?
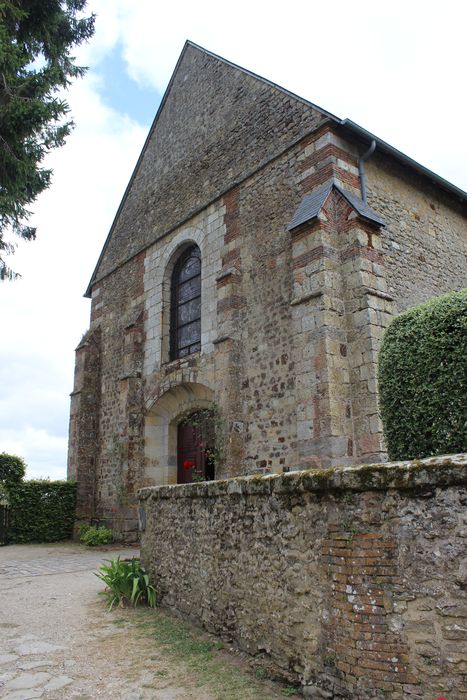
1, 0, 466, 480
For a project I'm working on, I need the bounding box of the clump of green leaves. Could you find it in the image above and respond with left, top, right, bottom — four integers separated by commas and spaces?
0, 0, 95, 279
95, 557, 156, 610
378, 290, 467, 460
0, 452, 26, 486
0, 452, 26, 506
79, 524, 113, 546
255, 668, 269, 680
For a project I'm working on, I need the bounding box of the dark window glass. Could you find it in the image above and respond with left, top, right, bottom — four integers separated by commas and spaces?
170, 245, 201, 360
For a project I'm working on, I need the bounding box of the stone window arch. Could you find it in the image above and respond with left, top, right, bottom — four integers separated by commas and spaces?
169, 244, 201, 360
144, 221, 220, 374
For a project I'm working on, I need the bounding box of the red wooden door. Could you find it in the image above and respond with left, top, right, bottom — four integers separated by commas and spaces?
177, 420, 206, 484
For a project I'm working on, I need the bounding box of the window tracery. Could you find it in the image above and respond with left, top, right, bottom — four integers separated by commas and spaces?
169, 245, 201, 360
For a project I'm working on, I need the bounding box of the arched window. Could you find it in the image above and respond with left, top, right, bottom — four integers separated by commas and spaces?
170, 245, 201, 360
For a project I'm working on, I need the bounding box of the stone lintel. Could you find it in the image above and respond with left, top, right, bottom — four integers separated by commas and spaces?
215, 266, 241, 282
119, 372, 142, 381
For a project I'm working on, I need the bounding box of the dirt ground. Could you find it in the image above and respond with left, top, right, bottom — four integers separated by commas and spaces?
0, 542, 293, 699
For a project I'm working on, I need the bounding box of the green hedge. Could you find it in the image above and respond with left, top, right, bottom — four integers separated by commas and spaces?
378, 290, 467, 460
7, 480, 77, 543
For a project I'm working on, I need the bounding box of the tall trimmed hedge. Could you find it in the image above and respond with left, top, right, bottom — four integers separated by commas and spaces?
378, 290, 467, 460
7, 480, 77, 543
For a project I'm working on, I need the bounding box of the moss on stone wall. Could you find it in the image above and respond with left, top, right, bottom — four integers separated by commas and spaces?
139, 454, 466, 501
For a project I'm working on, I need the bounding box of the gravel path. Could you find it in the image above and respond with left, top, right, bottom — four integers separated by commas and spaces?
0, 542, 200, 699
0, 543, 287, 700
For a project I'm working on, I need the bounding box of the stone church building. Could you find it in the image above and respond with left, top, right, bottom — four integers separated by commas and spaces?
68, 42, 466, 538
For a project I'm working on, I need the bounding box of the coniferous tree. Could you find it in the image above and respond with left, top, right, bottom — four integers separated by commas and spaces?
0, 0, 95, 279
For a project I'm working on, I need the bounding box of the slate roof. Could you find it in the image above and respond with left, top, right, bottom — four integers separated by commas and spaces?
287, 181, 386, 231
335, 184, 386, 227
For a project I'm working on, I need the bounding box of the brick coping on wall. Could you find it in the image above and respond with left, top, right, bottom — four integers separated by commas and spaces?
139, 453, 466, 501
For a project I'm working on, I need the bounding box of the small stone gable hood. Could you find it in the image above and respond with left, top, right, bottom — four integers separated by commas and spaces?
287, 180, 386, 231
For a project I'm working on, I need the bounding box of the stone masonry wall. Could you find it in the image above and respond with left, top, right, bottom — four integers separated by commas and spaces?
140, 454, 467, 700
87, 252, 146, 539
67, 327, 101, 526
94, 43, 326, 281
365, 154, 466, 314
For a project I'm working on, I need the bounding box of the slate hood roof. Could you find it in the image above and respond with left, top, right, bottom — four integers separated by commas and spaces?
287, 181, 386, 231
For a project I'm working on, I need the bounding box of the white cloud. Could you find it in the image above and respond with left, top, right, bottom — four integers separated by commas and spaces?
0, 427, 68, 481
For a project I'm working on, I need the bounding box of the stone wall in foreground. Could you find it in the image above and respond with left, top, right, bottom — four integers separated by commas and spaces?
139, 455, 466, 699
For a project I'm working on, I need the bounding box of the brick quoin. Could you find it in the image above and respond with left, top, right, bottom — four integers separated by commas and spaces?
289, 219, 323, 243
341, 245, 384, 264
292, 245, 339, 269
221, 248, 241, 267
217, 295, 246, 313
216, 273, 241, 288
298, 122, 335, 150
300, 162, 360, 193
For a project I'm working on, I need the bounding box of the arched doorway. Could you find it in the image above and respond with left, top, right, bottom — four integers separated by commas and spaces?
177, 410, 216, 484
144, 382, 215, 486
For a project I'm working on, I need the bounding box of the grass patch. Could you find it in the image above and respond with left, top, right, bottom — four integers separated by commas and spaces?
255, 667, 269, 680
111, 618, 127, 626
134, 609, 292, 699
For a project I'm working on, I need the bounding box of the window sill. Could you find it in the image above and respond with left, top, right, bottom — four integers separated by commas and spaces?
162, 352, 201, 375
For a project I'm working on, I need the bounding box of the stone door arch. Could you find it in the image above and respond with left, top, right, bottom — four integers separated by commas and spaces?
144, 382, 214, 486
